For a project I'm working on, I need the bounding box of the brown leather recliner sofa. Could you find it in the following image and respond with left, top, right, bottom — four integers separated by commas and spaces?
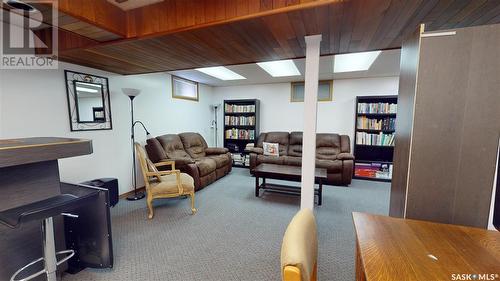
248, 132, 354, 186
145, 132, 232, 191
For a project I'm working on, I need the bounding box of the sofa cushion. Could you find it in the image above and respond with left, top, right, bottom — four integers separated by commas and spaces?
207, 154, 230, 168
284, 156, 302, 166
256, 133, 267, 148
205, 147, 229, 155
315, 159, 342, 172
257, 155, 284, 165
145, 138, 167, 163
264, 132, 290, 156
316, 134, 341, 160
288, 132, 303, 157
156, 134, 190, 159
194, 158, 217, 176
179, 133, 208, 159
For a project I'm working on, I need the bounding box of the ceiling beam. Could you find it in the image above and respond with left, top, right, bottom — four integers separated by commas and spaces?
57, 0, 127, 37
126, 0, 342, 38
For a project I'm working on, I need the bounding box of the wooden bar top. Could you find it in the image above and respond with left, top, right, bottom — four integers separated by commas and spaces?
0, 137, 92, 168
352, 212, 500, 281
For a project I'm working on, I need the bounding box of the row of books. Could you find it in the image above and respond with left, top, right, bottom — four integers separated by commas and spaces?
357, 102, 397, 114
225, 129, 255, 140
225, 104, 255, 113
357, 117, 396, 131
225, 116, 256, 126
232, 153, 250, 166
356, 132, 395, 146
354, 162, 393, 179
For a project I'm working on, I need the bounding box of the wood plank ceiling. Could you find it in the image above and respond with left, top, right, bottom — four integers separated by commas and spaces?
12, 0, 500, 74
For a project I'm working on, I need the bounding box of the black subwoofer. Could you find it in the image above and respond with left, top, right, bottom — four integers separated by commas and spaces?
81, 178, 119, 207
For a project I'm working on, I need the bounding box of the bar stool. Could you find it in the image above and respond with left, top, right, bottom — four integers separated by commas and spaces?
0, 194, 84, 281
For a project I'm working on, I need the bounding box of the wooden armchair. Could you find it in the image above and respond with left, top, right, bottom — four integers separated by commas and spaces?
281, 209, 318, 281
135, 143, 197, 219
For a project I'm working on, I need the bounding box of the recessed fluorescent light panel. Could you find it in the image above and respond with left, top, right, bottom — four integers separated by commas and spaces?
333, 50, 381, 73
256, 60, 300, 77
195, 66, 246, 80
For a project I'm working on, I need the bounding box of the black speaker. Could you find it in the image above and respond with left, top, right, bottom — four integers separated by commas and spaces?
81, 178, 119, 207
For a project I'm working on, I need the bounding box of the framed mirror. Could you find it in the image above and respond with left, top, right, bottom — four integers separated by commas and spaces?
65, 70, 112, 131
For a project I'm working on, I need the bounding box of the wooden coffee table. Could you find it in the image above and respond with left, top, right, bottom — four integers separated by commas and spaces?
254, 163, 327, 205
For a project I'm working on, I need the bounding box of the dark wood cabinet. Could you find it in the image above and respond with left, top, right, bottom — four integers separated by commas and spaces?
390, 23, 500, 228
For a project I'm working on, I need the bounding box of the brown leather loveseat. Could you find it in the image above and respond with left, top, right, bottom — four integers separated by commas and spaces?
146, 133, 232, 190
248, 132, 354, 186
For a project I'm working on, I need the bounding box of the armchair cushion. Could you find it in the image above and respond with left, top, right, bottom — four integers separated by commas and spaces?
151, 173, 194, 196
205, 147, 229, 155
337, 153, 354, 160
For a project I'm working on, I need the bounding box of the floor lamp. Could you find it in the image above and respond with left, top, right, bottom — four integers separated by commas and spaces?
211, 104, 221, 147
123, 88, 150, 201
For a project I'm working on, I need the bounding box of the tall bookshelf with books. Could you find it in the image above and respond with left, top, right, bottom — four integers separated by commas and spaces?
223, 99, 260, 168
353, 95, 398, 182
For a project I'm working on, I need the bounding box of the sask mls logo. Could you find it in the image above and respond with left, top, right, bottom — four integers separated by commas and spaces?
451, 274, 500, 281
1, 0, 58, 69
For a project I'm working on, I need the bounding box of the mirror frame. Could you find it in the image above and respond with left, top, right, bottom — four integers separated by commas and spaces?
65, 70, 113, 131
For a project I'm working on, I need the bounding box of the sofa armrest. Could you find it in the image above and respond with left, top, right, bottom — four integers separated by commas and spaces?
205, 147, 229, 155
337, 153, 354, 160
246, 147, 264, 154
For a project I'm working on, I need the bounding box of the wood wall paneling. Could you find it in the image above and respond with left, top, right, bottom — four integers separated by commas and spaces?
388, 26, 422, 218
448, 24, 500, 227
390, 23, 500, 228
405, 29, 472, 224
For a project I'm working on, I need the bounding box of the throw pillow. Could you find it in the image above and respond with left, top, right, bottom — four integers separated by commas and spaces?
263, 142, 279, 157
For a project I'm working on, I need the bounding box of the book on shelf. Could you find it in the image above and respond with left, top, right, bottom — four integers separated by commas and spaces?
224, 115, 256, 126
357, 102, 397, 114
225, 128, 255, 140
356, 132, 395, 146
232, 153, 250, 166
354, 162, 392, 179
357, 116, 395, 131
225, 104, 256, 113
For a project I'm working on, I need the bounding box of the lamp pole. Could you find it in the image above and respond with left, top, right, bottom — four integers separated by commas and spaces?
123, 88, 150, 201
127, 94, 145, 201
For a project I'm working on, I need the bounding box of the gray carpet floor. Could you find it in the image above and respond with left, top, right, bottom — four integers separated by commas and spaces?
62, 168, 390, 281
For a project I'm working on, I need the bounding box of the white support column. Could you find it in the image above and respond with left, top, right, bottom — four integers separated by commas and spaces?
301, 34, 322, 210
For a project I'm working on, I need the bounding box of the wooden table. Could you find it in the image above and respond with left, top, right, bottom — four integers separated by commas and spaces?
253, 163, 327, 205
352, 212, 500, 281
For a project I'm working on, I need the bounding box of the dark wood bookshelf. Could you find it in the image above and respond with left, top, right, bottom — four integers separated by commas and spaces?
223, 99, 260, 168
353, 95, 398, 182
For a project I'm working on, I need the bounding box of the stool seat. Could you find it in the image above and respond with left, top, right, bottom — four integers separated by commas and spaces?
0, 194, 79, 229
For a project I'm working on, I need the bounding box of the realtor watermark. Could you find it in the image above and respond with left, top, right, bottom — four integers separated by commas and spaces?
1, 0, 58, 69
451, 273, 499, 281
